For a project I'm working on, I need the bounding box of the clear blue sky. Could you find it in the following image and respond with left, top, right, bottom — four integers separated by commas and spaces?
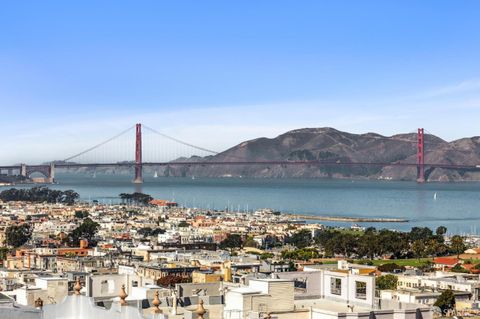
1, 1, 480, 163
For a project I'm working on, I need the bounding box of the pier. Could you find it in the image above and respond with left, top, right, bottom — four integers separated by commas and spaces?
288, 214, 409, 223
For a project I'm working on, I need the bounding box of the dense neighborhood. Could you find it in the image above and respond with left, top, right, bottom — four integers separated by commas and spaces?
0, 188, 480, 319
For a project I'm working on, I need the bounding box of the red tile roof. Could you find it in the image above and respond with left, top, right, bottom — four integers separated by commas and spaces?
433, 257, 460, 266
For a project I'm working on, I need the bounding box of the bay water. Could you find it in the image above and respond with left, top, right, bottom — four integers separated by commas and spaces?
2, 173, 480, 234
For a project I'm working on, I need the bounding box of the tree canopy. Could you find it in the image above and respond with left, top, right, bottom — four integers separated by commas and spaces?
434, 289, 456, 315
5, 224, 32, 248
376, 274, 398, 290
0, 187, 79, 205
450, 235, 466, 258
244, 236, 258, 248
119, 192, 153, 205
377, 263, 405, 273
0, 247, 9, 260
74, 210, 89, 219
178, 221, 190, 228
282, 248, 320, 261
219, 234, 243, 249
137, 227, 165, 237
287, 229, 312, 249
314, 226, 454, 259
67, 218, 100, 247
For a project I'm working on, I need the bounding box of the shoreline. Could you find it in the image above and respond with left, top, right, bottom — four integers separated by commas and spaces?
287, 213, 409, 223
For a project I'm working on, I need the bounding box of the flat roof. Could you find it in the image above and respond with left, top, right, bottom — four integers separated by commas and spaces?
37, 277, 68, 281
295, 298, 372, 313
229, 287, 263, 294
250, 278, 293, 282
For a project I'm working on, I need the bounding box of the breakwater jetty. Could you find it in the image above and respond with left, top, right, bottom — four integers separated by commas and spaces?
288, 214, 408, 223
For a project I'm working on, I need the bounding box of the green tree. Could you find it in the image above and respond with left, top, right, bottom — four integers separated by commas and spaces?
450, 235, 466, 258
434, 289, 456, 315
60, 190, 80, 205
376, 274, 398, 290
74, 210, 89, 219
0, 247, 10, 260
377, 263, 405, 273
5, 224, 32, 248
357, 229, 379, 259
288, 261, 296, 271
436, 226, 447, 236
378, 229, 408, 258
281, 248, 320, 261
288, 229, 312, 249
336, 233, 357, 257
418, 260, 435, 272
219, 234, 243, 250
119, 192, 153, 206
412, 240, 426, 260
137, 227, 165, 237
313, 226, 450, 260
425, 239, 439, 257
244, 236, 258, 248
436, 243, 449, 256
409, 227, 433, 242
178, 221, 190, 227
68, 218, 100, 247
451, 264, 468, 273
260, 253, 274, 260
0, 187, 78, 205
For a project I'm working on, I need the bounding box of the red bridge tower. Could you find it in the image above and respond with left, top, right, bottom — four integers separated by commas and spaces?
134, 123, 143, 184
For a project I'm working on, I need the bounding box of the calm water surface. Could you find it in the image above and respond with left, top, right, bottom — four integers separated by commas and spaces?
2, 173, 480, 234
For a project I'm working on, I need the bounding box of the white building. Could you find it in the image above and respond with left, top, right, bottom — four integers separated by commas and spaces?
224, 278, 294, 319
14, 277, 68, 306
225, 261, 431, 319
86, 273, 128, 299
396, 272, 480, 300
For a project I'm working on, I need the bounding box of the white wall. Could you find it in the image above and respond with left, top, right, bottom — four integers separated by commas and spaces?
15, 278, 68, 306
224, 291, 244, 311
86, 274, 127, 298
322, 271, 375, 307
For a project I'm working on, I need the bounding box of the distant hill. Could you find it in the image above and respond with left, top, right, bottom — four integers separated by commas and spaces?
159, 128, 480, 181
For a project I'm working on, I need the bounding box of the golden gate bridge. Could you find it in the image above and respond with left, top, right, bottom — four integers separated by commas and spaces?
0, 124, 479, 184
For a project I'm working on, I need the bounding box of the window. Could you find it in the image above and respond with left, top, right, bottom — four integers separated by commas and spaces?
330, 278, 342, 295
100, 280, 115, 294
355, 281, 367, 300
294, 277, 307, 289
100, 280, 108, 294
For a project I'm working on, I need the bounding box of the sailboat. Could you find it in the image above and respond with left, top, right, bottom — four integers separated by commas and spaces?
92, 171, 97, 179
433, 192, 437, 200
191, 175, 195, 180
154, 171, 158, 178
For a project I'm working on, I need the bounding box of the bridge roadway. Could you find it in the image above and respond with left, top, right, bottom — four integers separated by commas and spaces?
1, 160, 480, 170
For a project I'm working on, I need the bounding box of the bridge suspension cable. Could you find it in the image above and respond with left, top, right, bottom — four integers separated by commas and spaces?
63, 125, 136, 162
142, 124, 219, 155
